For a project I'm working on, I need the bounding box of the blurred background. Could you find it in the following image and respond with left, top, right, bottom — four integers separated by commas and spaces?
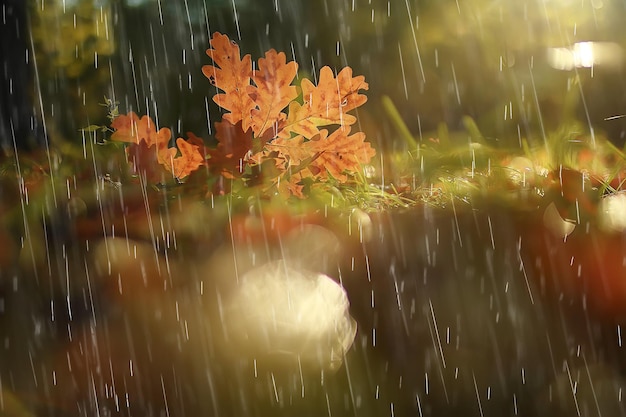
1, 1, 626, 416
28, 0, 626, 151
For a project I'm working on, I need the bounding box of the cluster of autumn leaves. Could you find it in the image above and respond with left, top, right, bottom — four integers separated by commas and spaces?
109, 32, 375, 197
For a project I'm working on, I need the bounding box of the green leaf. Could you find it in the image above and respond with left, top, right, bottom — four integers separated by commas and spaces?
79, 125, 103, 133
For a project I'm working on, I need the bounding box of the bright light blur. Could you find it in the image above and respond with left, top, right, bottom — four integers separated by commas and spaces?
598, 193, 626, 233
220, 260, 357, 371
547, 42, 623, 70
543, 202, 576, 239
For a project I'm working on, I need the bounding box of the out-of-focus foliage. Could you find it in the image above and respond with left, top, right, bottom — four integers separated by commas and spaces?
311, 0, 626, 154
30, 0, 115, 78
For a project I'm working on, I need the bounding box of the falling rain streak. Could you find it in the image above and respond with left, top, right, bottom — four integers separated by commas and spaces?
0, 0, 626, 417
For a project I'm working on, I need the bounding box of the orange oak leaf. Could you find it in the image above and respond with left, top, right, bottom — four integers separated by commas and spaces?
110, 111, 140, 141
265, 130, 374, 195
254, 169, 307, 199
159, 137, 205, 179
279, 173, 306, 198
279, 66, 368, 139
111, 112, 204, 181
248, 49, 298, 137
208, 120, 254, 178
184, 131, 209, 165
305, 126, 376, 182
111, 111, 171, 148
126, 141, 168, 183
202, 33, 255, 130
204, 33, 298, 138
185, 131, 206, 150
202, 32, 374, 196
286, 178, 305, 198
252, 135, 312, 170
260, 126, 375, 183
